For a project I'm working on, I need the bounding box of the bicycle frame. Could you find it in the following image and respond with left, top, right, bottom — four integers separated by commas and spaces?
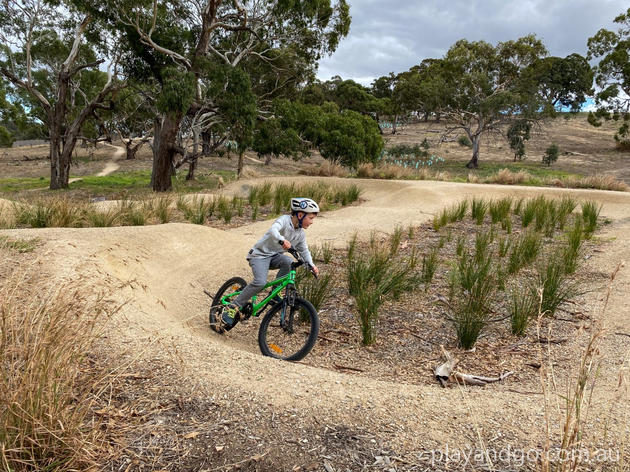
219, 269, 297, 318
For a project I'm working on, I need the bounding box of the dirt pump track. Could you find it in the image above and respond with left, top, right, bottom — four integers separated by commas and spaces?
2, 177, 630, 468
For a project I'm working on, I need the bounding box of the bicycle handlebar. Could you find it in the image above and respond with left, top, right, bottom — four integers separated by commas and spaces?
283, 244, 318, 279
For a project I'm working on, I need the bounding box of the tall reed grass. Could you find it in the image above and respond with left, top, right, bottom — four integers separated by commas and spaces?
0, 270, 114, 470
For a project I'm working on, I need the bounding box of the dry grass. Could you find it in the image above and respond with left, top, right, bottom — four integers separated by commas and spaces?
299, 160, 350, 177
555, 174, 630, 192
486, 168, 532, 185
0, 261, 118, 470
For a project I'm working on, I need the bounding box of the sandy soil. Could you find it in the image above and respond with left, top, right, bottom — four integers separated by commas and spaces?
2, 177, 629, 470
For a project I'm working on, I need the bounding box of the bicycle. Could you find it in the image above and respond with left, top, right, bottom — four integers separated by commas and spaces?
207, 247, 320, 361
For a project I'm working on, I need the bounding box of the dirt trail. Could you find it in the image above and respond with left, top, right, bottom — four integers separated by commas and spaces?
2, 178, 629, 465
68, 144, 125, 183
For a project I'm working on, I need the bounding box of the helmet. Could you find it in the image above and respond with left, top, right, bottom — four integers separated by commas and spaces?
290, 197, 320, 214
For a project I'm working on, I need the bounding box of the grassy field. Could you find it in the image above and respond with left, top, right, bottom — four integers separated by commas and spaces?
1, 114, 629, 199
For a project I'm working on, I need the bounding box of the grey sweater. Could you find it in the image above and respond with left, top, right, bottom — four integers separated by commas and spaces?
247, 214, 314, 266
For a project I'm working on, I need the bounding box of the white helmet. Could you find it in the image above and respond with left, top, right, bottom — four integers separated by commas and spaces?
291, 197, 320, 214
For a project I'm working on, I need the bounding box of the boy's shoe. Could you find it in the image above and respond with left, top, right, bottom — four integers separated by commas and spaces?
221, 303, 241, 329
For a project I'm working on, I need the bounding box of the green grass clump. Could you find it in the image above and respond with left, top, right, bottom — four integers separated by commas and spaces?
535, 253, 580, 316
581, 200, 601, 239
295, 271, 333, 312
510, 288, 538, 336
563, 218, 584, 274
489, 197, 513, 223
0, 235, 39, 253
217, 196, 233, 223
470, 197, 488, 225
507, 231, 542, 274
421, 247, 439, 288
448, 251, 496, 349
347, 241, 418, 345
84, 206, 120, 227
148, 195, 173, 224
319, 241, 334, 264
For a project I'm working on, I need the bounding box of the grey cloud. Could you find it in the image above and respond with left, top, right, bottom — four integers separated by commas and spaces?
318, 0, 628, 85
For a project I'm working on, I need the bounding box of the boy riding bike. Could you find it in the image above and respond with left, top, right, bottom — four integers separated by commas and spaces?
219, 197, 320, 331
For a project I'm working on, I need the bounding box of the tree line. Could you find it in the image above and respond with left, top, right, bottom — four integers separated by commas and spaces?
1, 2, 629, 191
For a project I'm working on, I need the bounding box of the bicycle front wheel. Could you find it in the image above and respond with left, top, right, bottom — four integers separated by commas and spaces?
258, 297, 319, 361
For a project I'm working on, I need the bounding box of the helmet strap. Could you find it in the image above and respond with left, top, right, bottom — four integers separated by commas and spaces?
296, 212, 306, 228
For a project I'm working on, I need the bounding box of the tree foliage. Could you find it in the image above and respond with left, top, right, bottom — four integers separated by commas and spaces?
253, 99, 383, 167
0, 0, 120, 188
80, 0, 351, 191
587, 7, 630, 149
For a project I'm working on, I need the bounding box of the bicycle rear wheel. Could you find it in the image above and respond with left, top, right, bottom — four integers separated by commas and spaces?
258, 297, 319, 361
209, 277, 247, 333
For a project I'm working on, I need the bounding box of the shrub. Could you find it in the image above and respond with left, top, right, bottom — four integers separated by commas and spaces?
542, 143, 559, 166
458, 135, 472, 147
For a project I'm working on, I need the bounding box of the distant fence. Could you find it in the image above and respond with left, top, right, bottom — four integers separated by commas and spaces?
13, 140, 48, 147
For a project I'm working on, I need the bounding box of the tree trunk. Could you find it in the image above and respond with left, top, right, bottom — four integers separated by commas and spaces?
151, 115, 181, 192
186, 159, 197, 180
392, 114, 398, 135
423, 111, 429, 122
237, 150, 244, 179
124, 139, 136, 159
465, 135, 480, 169
201, 130, 212, 155
435, 112, 441, 123
49, 132, 68, 189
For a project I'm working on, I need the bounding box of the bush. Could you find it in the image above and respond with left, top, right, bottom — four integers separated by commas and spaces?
542, 143, 559, 166
458, 135, 472, 147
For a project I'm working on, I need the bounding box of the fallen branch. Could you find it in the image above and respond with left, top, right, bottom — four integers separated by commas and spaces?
334, 364, 364, 373
536, 337, 568, 344
434, 346, 513, 387
453, 371, 513, 386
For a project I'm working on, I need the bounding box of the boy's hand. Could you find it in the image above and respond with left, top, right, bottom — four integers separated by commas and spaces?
281, 240, 292, 250
311, 264, 319, 277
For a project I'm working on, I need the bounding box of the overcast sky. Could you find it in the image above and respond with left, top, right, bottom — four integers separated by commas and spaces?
317, 0, 629, 86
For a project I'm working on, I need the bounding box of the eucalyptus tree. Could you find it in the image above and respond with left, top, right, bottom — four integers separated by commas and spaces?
440, 35, 548, 168
587, 7, 630, 148
529, 54, 593, 114
252, 98, 382, 168
82, 0, 350, 191
0, 0, 122, 189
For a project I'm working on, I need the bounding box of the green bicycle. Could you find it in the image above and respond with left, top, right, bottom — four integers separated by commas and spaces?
208, 248, 320, 361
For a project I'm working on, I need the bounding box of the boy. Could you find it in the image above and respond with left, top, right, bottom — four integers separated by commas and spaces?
221, 197, 320, 329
